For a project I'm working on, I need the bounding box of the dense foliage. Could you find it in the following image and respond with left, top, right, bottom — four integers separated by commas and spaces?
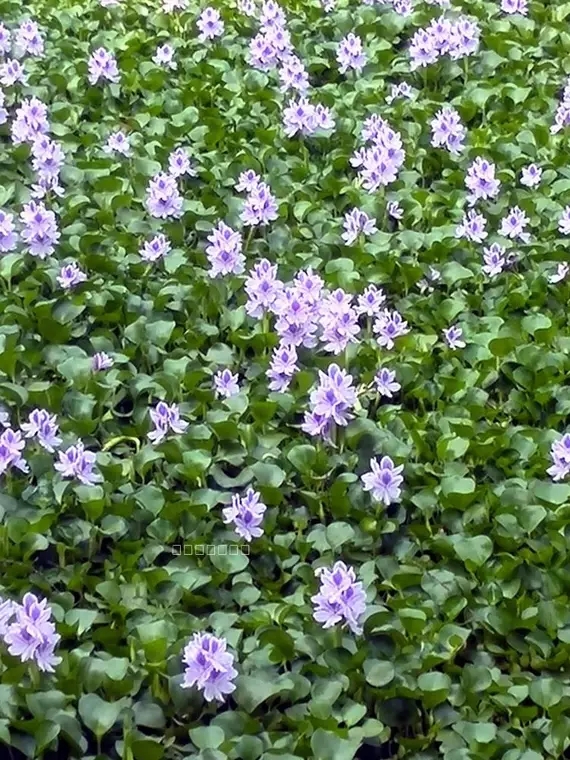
1, 0, 570, 758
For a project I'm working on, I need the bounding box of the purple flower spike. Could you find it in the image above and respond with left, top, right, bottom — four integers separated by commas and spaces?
3, 593, 61, 672
311, 561, 367, 635
214, 369, 240, 398
182, 632, 237, 702
148, 402, 188, 445
362, 456, 404, 506
54, 441, 102, 485
222, 487, 267, 542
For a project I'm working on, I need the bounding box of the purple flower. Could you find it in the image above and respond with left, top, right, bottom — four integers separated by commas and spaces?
88, 48, 120, 85
153, 43, 177, 69
501, 0, 528, 14
362, 456, 404, 506
342, 208, 377, 245
0, 24, 11, 55
304, 364, 357, 436
443, 325, 466, 349
356, 284, 386, 317
241, 182, 279, 226
145, 173, 183, 219
549, 262, 569, 284
267, 343, 298, 392
92, 352, 114, 371
552, 80, 570, 134
148, 401, 188, 445
482, 242, 506, 277
235, 170, 261, 193
465, 157, 501, 205
238, 0, 256, 14
448, 16, 481, 60
21, 409, 62, 453
222, 487, 266, 542
373, 309, 410, 349
182, 632, 237, 702
0, 58, 27, 87
0, 209, 18, 252
214, 369, 240, 398
197, 7, 224, 41
57, 262, 86, 290
547, 434, 570, 481
337, 33, 367, 74
430, 106, 466, 154
3, 593, 61, 673
31, 136, 65, 183
559, 207, 570, 235
205, 221, 245, 277
140, 233, 171, 263
11, 97, 49, 144
374, 367, 401, 398
386, 82, 413, 104
279, 54, 309, 94
409, 28, 439, 70
311, 561, 367, 635
103, 130, 131, 157
15, 20, 44, 57
354, 118, 405, 192
259, 0, 287, 31
499, 206, 530, 243
168, 147, 196, 178
520, 163, 541, 188
0, 428, 28, 475
273, 287, 319, 348
248, 32, 280, 71
455, 209, 488, 243
244, 259, 283, 319
318, 290, 361, 355
20, 200, 60, 259
54, 441, 102, 485
387, 200, 404, 220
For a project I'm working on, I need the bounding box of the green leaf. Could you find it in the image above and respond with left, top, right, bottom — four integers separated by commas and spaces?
364, 660, 395, 687
454, 536, 493, 568
529, 677, 563, 709
189, 726, 225, 750
78, 694, 126, 738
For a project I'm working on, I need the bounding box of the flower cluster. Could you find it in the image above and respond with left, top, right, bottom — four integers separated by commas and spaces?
409, 15, 480, 70
551, 77, 570, 134
430, 106, 466, 154
182, 632, 238, 702
351, 115, 406, 192
337, 33, 367, 74
302, 364, 357, 442
222, 487, 267, 541
311, 561, 367, 635
282, 96, 335, 137
547, 434, 570, 481
206, 221, 244, 277
145, 172, 184, 219
362, 456, 404, 506
0, 593, 61, 672
148, 402, 188, 444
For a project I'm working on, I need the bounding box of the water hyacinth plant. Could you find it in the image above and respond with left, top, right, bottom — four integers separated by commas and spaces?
0, 0, 568, 757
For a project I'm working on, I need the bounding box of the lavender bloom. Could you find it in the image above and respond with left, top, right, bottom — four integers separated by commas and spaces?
318, 290, 361, 355
92, 352, 114, 371
311, 561, 367, 635
356, 284, 386, 317
430, 106, 466, 154
337, 33, 367, 74
235, 170, 261, 193
387, 200, 404, 220
214, 369, 240, 398
21, 409, 62, 453
559, 207, 570, 236
547, 434, 570, 481
304, 364, 357, 436
140, 233, 171, 263
482, 242, 506, 277
222, 487, 266, 542
244, 259, 283, 318
238, 0, 257, 14
0, 210, 18, 252
373, 309, 410, 349
0, 428, 28, 475
205, 221, 245, 277
103, 130, 131, 157
197, 7, 224, 41
342, 208, 377, 245
0, 59, 27, 87
31, 136, 65, 182
465, 157, 501, 205
57, 262, 86, 290
386, 82, 413, 104
241, 182, 279, 226
145, 173, 183, 219
0, 24, 11, 55
443, 325, 466, 349
3, 593, 61, 673
20, 200, 60, 258
182, 633, 238, 703
520, 163, 541, 188
409, 28, 439, 70
11, 97, 49, 144
279, 54, 309, 94
282, 97, 316, 137
54, 441, 102, 485
148, 401, 188, 444
153, 44, 177, 69
273, 287, 319, 348
362, 456, 404, 506
88, 48, 120, 85
448, 16, 481, 60
393, 0, 413, 15
313, 103, 335, 131
501, 0, 528, 14
248, 32, 280, 71
548, 263, 569, 284
354, 117, 405, 192
499, 206, 530, 243
15, 20, 44, 57
374, 367, 401, 398
267, 343, 298, 392
552, 78, 570, 135
455, 209, 488, 243
168, 147, 196, 178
